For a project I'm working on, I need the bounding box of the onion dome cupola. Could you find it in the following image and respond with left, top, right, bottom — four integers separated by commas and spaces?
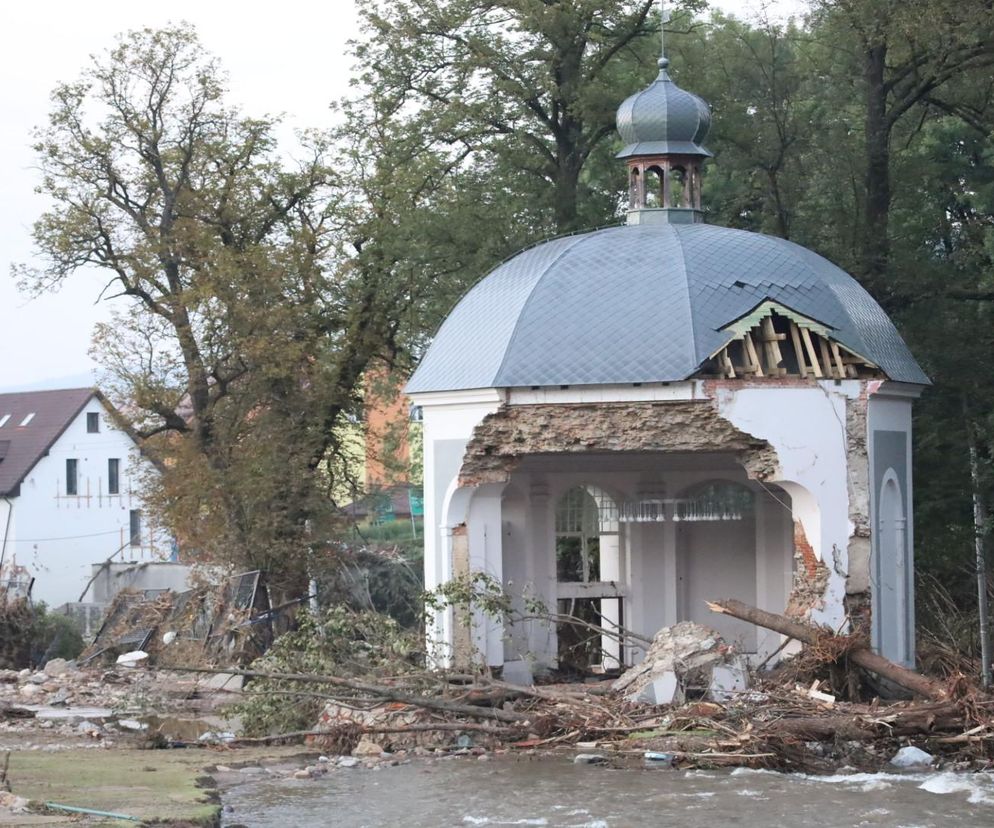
617, 15, 711, 224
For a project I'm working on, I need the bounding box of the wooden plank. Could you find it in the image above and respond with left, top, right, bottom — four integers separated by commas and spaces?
830, 341, 847, 378
789, 321, 808, 377
743, 332, 764, 377
760, 317, 784, 373
799, 326, 823, 378
819, 337, 836, 378
721, 349, 736, 379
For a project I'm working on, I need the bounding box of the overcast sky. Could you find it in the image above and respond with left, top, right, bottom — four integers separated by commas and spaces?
0, 0, 809, 392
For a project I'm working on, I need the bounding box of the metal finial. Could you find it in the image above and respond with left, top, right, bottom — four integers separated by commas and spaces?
659, 0, 670, 69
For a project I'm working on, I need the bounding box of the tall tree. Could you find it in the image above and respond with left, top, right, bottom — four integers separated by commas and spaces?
17, 26, 403, 598
352, 0, 706, 234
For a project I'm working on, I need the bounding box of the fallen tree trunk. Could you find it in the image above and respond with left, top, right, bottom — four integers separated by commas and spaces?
171, 666, 528, 724
226, 721, 516, 746
707, 599, 947, 700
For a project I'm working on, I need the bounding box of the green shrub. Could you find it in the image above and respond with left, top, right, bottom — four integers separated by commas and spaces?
232, 605, 423, 736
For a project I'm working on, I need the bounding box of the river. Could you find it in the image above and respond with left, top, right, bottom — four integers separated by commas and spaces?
221, 756, 994, 827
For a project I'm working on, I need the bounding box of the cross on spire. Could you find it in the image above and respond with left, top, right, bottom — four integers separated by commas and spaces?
660, 0, 670, 68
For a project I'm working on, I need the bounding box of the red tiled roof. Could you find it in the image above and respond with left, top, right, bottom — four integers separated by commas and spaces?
0, 388, 96, 497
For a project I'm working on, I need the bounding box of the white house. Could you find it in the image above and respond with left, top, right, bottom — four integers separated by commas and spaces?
0, 387, 174, 608
406, 46, 927, 674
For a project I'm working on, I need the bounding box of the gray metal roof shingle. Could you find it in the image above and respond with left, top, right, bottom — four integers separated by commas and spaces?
406, 223, 929, 393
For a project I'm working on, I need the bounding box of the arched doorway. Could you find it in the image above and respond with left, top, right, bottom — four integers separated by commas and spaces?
677, 481, 758, 651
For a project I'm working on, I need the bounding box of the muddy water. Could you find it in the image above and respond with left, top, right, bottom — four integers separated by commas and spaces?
221, 757, 994, 827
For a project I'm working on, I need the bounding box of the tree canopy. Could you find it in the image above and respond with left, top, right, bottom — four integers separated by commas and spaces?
17, 2, 994, 640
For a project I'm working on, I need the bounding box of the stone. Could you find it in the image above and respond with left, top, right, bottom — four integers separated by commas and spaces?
501, 660, 534, 687
117, 719, 147, 731
352, 739, 385, 757
77, 720, 101, 733
293, 769, 312, 779
43, 658, 69, 677
337, 756, 360, 768
215, 765, 233, 773
573, 754, 607, 765
29, 672, 47, 684
890, 746, 934, 768
19, 683, 41, 700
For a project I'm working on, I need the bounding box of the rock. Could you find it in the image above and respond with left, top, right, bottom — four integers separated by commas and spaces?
19, 683, 41, 700
162, 631, 178, 645
337, 756, 360, 768
352, 739, 385, 757
116, 650, 149, 667
890, 746, 934, 768
239, 766, 266, 775
293, 769, 312, 779
29, 672, 47, 685
318, 755, 330, 763
613, 621, 734, 701
501, 660, 534, 687
48, 688, 71, 706
77, 720, 101, 733
0, 791, 30, 813
573, 754, 607, 765
117, 719, 147, 731
43, 658, 70, 677
215, 765, 233, 773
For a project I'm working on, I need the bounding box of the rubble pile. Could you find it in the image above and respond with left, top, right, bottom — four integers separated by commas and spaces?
0, 660, 240, 751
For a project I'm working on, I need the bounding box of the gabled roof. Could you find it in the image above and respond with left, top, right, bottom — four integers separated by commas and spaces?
0, 388, 96, 497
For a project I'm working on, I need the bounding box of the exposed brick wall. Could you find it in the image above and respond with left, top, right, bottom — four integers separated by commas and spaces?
458, 400, 779, 487
785, 519, 830, 617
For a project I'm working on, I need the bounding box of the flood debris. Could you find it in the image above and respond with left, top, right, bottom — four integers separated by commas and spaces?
159, 597, 994, 775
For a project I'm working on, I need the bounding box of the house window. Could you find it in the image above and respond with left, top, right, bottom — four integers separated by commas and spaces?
66, 459, 78, 496
86, 412, 100, 433
129, 509, 142, 547
108, 458, 120, 495
0, 415, 10, 428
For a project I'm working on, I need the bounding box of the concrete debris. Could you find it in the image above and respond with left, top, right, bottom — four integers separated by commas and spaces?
709, 660, 749, 702
116, 650, 149, 667
613, 622, 744, 703
890, 746, 934, 768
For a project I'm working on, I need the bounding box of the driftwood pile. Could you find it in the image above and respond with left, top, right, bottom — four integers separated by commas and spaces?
178, 600, 994, 771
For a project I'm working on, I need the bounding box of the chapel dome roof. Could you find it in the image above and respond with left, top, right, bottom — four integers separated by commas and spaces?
405, 222, 928, 393
616, 60, 712, 159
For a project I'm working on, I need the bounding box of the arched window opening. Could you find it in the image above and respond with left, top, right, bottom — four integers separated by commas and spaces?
555, 486, 617, 581
645, 165, 664, 208
628, 167, 641, 209
669, 166, 687, 208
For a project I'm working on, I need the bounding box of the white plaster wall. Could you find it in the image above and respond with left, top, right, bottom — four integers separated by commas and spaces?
3, 397, 171, 608
410, 388, 503, 664
713, 381, 861, 630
